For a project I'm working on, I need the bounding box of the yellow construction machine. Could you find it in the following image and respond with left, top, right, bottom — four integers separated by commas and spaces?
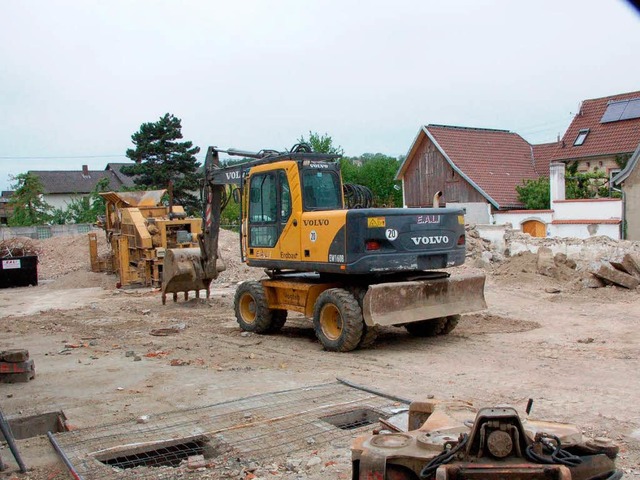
89, 189, 204, 288
162, 144, 486, 351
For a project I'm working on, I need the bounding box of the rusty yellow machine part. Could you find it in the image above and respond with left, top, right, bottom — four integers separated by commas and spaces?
352, 399, 621, 480
161, 248, 226, 304
93, 189, 203, 288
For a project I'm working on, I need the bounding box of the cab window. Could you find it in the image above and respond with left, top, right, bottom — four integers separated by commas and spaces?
248, 173, 277, 247
279, 170, 291, 222
302, 170, 341, 210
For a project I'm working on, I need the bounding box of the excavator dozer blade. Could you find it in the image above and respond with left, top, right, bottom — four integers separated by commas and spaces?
161, 248, 225, 304
362, 272, 487, 327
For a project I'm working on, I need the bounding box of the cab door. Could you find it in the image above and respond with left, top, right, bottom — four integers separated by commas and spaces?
246, 169, 294, 258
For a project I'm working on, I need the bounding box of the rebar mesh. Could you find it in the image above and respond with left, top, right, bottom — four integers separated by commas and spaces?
51, 382, 406, 479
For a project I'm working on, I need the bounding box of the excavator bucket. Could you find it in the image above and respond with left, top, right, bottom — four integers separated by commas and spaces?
362, 272, 487, 327
161, 248, 226, 305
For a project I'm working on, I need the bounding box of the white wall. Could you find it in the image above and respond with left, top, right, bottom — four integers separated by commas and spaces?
447, 202, 490, 224
549, 222, 620, 240
552, 199, 621, 220
493, 211, 553, 230
44, 193, 89, 210
476, 224, 508, 252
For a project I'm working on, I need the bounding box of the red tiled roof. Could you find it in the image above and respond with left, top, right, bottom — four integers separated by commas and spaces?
553, 90, 640, 161
425, 125, 540, 209
531, 142, 557, 176
551, 219, 620, 224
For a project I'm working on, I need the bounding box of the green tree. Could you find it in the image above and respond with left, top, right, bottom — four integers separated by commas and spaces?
122, 113, 202, 214
341, 154, 403, 207
565, 161, 609, 199
516, 177, 550, 209
8, 173, 52, 226
297, 131, 344, 155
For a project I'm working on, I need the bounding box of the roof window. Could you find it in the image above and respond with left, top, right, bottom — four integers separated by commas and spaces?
574, 129, 589, 146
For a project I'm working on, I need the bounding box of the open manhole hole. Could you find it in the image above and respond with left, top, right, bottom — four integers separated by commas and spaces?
96, 436, 223, 470
321, 408, 386, 430
1, 411, 68, 441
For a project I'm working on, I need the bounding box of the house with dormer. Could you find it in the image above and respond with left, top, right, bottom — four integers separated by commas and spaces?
396, 91, 640, 240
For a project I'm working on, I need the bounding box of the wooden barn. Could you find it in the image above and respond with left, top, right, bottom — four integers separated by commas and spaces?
395, 125, 554, 223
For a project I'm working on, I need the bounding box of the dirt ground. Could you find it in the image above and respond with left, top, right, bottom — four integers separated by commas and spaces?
0, 232, 639, 479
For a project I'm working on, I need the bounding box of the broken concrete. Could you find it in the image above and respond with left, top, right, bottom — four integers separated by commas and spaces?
610, 253, 640, 279
592, 263, 640, 289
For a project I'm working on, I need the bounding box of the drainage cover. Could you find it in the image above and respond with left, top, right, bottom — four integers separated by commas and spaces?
98, 437, 210, 470
321, 407, 386, 430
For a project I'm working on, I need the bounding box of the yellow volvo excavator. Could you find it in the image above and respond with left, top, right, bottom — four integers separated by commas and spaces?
162, 143, 486, 351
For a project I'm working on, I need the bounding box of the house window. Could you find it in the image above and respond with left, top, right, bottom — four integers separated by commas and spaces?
609, 168, 621, 186
574, 129, 589, 146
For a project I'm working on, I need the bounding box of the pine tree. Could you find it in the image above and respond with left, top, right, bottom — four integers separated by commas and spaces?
122, 113, 202, 214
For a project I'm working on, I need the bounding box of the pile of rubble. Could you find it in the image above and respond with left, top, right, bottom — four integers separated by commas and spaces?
481, 226, 640, 290
465, 225, 503, 263
590, 253, 640, 289
0, 237, 41, 259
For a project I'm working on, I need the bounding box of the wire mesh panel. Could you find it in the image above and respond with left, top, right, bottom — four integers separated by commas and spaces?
51, 382, 406, 479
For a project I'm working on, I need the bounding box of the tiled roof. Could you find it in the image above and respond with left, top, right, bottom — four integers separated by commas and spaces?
551, 219, 621, 225
105, 163, 138, 189
424, 125, 541, 209
531, 142, 557, 176
30, 168, 129, 194
553, 90, 640, 161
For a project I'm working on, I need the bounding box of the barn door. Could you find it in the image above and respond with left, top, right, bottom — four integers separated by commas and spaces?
522, 220, 546, 237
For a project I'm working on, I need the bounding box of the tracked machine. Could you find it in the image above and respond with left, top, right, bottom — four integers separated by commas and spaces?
162, 144, 487, 351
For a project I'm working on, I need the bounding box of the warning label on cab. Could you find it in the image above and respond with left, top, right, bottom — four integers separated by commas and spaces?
367, 217, 386, 228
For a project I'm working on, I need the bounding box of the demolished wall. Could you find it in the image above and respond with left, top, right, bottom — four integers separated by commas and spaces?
469, 224, 640, 289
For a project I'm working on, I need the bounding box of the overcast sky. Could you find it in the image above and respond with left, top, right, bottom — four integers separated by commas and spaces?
1, 0, 639, 192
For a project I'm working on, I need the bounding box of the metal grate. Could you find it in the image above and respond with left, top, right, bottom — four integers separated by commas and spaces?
50, 382, 404, 479
321, 408, 385, 430
99, 438, 208, 469
36, 226, 52, 239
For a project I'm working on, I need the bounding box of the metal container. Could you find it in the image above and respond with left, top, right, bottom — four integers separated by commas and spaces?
0, 255, 38, 289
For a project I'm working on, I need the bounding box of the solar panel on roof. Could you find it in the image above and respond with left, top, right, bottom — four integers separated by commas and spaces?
620, 98, 640, 121
601, 98, 640, 123
601, 100, 628, 123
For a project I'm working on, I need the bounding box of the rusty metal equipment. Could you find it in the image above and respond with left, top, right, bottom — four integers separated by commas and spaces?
89, 189, 204, 288
352, 399, 621, 480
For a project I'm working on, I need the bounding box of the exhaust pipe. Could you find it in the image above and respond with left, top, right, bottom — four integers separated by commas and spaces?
433, 191, 443, 208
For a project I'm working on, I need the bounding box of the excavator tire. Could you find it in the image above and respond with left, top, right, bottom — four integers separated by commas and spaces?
313, 288, 364, 352
404, 317, 447, 337
269, 309, 288, 333
234, 281, 284, 334
349, 286, 378, 349
440, 314, 460, 335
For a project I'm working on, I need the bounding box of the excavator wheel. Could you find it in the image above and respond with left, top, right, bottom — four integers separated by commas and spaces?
313, 288, 364, 352
234, 281, 285, 334
440, 314, 460, 335
269, 309, 288, 333
404, 317, 447, 337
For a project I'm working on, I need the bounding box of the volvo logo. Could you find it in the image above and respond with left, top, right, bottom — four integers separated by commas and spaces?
411, 235, 449, 245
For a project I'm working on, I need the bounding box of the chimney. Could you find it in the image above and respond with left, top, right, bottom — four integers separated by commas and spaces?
82, 165, 89, 176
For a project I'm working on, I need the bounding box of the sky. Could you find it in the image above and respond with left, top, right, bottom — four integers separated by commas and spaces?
1, 0, 639, 192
